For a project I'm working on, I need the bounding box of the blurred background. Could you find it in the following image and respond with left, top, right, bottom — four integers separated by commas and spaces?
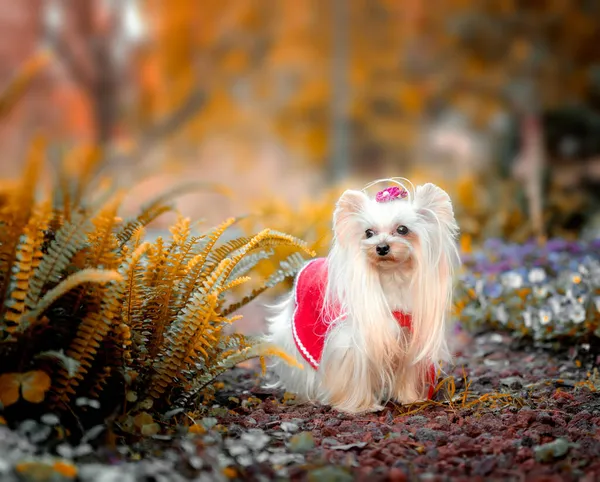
2, 0, 600, 245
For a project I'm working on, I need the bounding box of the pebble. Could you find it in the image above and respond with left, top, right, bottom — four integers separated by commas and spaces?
289, 432, 315, 453
534, 438, 573, 462
280, 422, 299, 433
307, 466, 353, 482
415, 428, 445, 443
500, 376, 525, 389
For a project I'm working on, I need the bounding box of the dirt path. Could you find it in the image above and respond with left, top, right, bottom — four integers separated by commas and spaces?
1, 331, 598, 482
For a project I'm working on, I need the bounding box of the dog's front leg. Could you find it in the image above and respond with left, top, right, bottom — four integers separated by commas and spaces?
319, 344, 384, 414
393, 363, 427, 405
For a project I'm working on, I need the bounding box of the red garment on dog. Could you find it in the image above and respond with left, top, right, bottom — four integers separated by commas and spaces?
291, 258, 436, 399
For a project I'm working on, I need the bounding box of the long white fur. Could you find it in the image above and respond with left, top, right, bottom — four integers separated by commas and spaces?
264, 179, 461, 414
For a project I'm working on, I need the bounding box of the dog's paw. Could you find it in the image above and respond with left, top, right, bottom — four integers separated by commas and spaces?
365, 403, 385, 413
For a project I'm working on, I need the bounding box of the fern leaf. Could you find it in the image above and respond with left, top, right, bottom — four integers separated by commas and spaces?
220, 286, 269, 317
116, 204, 172, 247
0, 50, 52, 118
174, 218, 237, 313
2, 201, 51, 329
139, 181, 231, 218
122, 242, 150, 331
25, 212, 91, 310
219, 276, 251, 294
217, 229, 315, 284
0, 136, 46, 310
148, 292, 220, 402
52, 278, 123, 405
70, 145, 104, 207
220, 252, 307, 316
20, 269, 122, 327
186, 342, 301, 400
223, 249, 275, 282
85, 191, 124, 269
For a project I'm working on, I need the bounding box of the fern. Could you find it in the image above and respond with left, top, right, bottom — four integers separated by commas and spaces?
2, 202, 51, 329
25, 212, 91, 310
21, 269, 122, 328
0, 136, 45, 311
52, 278, 123, 405
116, 204, 172, 247
1, 140, 316, 431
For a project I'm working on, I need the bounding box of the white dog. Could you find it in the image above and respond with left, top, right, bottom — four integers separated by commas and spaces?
265, 179, 460, 414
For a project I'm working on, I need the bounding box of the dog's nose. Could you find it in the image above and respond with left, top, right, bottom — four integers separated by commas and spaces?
376, 244, 390, 256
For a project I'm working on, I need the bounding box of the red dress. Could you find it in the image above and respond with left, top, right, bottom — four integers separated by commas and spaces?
291, 258, 436, 399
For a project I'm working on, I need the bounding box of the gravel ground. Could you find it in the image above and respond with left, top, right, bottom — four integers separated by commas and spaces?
1, 331, 599, 482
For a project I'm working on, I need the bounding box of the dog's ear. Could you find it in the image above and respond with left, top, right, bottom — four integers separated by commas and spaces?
413, 183, 457, 231
333, 189, 368, 244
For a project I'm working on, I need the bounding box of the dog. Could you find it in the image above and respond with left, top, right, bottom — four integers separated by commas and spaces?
265, 178, 461, 414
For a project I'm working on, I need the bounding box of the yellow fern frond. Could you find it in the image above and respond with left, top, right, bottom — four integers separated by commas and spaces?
85, 192, 124, 270
69, 145, 104, 207
122, 242, 150, 331
220, 286, 269, 317
117, 204, 172, 247
219, 229, 315, 283
21, 269, 122, 326
169, 215, 191, 246
175, 218, 237, 311
53, 279, 123, 405
219, 276, 251, 294
25, 213, 91, 310
0, 136, 46, 310
0, 49, 52, 119
148, 293, 220, 402
2, 201, 51, 328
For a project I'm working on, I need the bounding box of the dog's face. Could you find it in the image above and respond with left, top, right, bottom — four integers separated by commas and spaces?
358, 199, 420, 270
333, 183, 457, 273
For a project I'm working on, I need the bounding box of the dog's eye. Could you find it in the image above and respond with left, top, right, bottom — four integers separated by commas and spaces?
396, 225, 409, 236
365, 229, 375, 239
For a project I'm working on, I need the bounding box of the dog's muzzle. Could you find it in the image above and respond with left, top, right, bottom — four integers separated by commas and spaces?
376, 244, 390, 256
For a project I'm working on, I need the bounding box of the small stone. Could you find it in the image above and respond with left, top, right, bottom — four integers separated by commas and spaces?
329, 442, 367, 451
500, 376, 525, 390
200, 417, 218, 430
79, 464, 136, 482
289, 432, 315, 453
406, 416, 428, 426
321, 437, 341, 447
415, 428, 445, 443
534, 438, 573, 462
280, 422, 299, 433
40, 414, 60, 426
307, 466, 353, 482
269, 453, 303, 466
240, 430, 270, 451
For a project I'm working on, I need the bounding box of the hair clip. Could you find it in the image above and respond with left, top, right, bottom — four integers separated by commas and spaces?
375, 186, 408, 203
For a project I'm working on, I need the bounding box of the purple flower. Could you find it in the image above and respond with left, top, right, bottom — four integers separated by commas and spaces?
375, 186, 408, 203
